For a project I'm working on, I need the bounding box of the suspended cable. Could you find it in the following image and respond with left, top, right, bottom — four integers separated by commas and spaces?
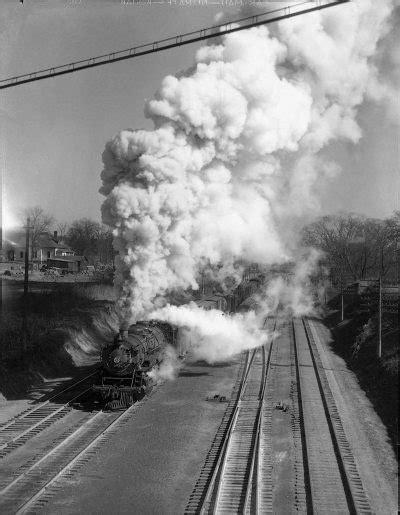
0, 1, 349, 90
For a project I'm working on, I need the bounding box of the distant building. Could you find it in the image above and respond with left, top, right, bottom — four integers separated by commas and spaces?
2, 230, 85, 270
47, 255, 86, 273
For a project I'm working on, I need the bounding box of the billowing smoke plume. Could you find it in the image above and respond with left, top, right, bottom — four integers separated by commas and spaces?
100, 1, 397, 357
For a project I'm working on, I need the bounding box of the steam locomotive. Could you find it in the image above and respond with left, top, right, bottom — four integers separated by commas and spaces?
93, 280, 262, 410
93, 321, 177, 409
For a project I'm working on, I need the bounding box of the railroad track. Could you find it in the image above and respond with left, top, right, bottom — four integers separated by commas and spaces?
186, 317, 276, 514
0, 395, 148, 514
0, 369, 100, 459
189, 316, 371, 514
292, 317, 371, 514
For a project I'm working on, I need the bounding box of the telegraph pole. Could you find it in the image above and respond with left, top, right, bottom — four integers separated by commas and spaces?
340, 269, 344, 322
377, 276, 382, 359
22, 217, 33, 353
24, 217, 31, 298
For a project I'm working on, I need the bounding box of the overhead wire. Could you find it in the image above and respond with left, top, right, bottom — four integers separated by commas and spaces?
0, 1, 349, 89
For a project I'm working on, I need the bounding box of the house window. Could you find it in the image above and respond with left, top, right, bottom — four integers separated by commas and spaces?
20, 251, 24, 259
33, 251, 37, 258
47, 251, 51, 258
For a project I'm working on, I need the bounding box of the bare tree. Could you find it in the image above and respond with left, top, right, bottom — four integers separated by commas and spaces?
65, 219, 114, 265
97, 225, 114, 265
302, 212, 399, 283
22, 206, 55, 257
56, 222, 69, 242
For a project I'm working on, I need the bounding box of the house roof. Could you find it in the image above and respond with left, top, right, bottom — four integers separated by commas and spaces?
2, 230, 73, 251
38, 234, 70, 248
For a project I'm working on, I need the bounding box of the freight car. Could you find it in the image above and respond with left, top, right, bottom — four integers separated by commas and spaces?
195, 294, 228, 312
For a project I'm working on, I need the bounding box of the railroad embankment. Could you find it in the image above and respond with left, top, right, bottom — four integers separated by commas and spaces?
323, 299, 398, 450
0, 282, 118, 400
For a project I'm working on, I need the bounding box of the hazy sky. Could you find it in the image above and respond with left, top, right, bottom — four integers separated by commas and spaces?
1, 0, 399, 228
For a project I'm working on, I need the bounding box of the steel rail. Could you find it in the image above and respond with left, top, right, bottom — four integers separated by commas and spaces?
0, 367, 99, 433
254, 318, 276, 515
0, 410, 104, 498
0, 369, 100, 456
198, 317, 275, 513
211, 346, 261, 513
199, 349, 253, 515
242, 347, 266, 514
0, 398, 143, 514
293, 317, 371, 514
301, 317, 371, 514
300, 317, 355, 512
13, 406, 133, 515
202, 318, 275, 514
0, 1, 349, 90
290, 318, 313, 512
0, 386, 92, 457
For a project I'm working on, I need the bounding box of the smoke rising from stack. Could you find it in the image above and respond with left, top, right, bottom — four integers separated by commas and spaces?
100, 0, 397, 360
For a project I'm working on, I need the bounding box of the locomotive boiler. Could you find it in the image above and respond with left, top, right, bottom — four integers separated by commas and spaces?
93, 321, 177, 409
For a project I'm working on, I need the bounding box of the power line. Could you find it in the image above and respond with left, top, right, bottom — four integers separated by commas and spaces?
0, 1, 349, 90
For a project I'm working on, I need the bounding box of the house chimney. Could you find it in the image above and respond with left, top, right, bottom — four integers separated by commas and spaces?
53, 230, 58, 242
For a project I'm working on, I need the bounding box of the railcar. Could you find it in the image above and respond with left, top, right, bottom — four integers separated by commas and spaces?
195, 294, 228, 312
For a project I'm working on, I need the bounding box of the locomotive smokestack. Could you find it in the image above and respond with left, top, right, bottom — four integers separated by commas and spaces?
119, 323, 129, 340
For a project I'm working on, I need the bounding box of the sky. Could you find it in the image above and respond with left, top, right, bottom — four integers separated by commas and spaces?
1, 0, 399, 229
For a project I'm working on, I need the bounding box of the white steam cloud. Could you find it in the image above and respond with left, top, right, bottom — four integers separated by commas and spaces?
148, 345, 182, 382
148, 304, 269, 363
100, 1, 397, 359
262, 248, 322, 316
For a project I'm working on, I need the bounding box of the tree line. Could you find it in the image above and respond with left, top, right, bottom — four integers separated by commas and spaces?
302, 211, 399, 284
19, 207, 399, 280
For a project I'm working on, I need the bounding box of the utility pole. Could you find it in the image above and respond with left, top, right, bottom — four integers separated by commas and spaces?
377, 276, 382, 359
22, 217, 33, 353
24, 217, 31, 298
341, 284, 344, 321
340, 269, 344, 322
